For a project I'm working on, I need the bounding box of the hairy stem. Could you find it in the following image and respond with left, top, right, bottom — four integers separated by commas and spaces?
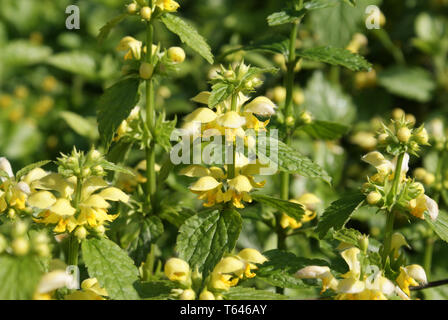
67, 176, 83, 266
145, 22, 157, 211
382, 152, 405, 266
227, 94, 238, 180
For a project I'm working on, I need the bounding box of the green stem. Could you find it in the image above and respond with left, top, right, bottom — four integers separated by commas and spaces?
67, 177, 83, 266
145, 22, 157, 211
382, 152, 405, 266
423, 234, 434, 279
227, 94, 238, 179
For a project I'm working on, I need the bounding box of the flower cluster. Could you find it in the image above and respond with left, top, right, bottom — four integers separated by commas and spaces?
295, 246, 427, 300
179, 63, 277, 208
163, 248, 267, 300
280, 193, 320, 230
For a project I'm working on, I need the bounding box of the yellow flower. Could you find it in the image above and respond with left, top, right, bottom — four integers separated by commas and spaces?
408, 194, 438, 220
280, 194, 320, 229
236, 248, 267, 278
295, 266, 339, 293
396, 265, 427, 297
164, 258, 190, 282
155, 0, 180, 12
210, 257, 244, 290
189, 176, 223, 207
34, 270, 75, 300
243, 96, 277, 116
65, 278, 108, 300
116, 36, 143, 60
390, 232, 410, 259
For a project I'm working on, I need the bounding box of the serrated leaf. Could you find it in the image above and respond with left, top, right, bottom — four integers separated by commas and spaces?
209, 82, 231, 109
316, 191, 365, 238
176, 208, 242, 278
257, 136, 332, 184
128, 216, 164, 266
155, 115, 177, 152
221, 287, 288, 300
296, 46, 371, 71
46, 51, 96, 78
426, 210, 448, 243
60, 111, 99, 141
304, 0, 340, 10
251, 193, 304, 221
82, 237, 140, 300
98, 13, 128, 44
15, 160, 51, 180
267, 9, 306, 26
0, 256, 42, 300
256, 250, 328, 289
160, 205, 196, 228
97, 77, 141, 150
332, 228, 363, 246
304, 71, 356, 125
377, 66, 436, 103
100, 160, 135, 176
161, 14, 213, 64
239, 35, 290, 55
135, 280, 177, 300
302, 120, 349, 140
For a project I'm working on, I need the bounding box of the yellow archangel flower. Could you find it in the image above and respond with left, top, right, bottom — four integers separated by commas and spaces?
34, 270, 76, 300
183, 161, 265, 208
396, 265, 427, 298
116, 36, 143, 60
164, 257, 191, 283
30, 175, 129, 233
361, 151, 409, 182
408, 193, 438, 221
280, 193, 320, 229
155, 0, 180, 12
65, 278, 108, 300
0, 158, 47, 214
209, 249, 267, 291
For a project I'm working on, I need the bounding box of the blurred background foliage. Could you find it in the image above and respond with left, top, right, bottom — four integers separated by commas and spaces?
1, 0, 448, 298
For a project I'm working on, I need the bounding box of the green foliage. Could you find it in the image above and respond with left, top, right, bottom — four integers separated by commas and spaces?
426, 211, 448, 243
176, 208, 242, 278
0, 255, 42, 300
46, 52, 96, 78
97, 77, 141, 150
60, 111, 99, 141
82, 237, 140, 300
15, 160, 51, 180
251, 193, 305, 221
0, 40, 52, 67
221, 287, 288, 300
161, 14, 214, 64
98, 13, 128, 44
135, 280, 177, 300
301, 120, 349, 140
316, 191, 365, 238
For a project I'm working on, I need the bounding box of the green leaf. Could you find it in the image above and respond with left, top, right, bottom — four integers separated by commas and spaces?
176, 208, 242, 278
100, 160, 135, 176
267, 9, 306, 26
160, 205, 196, 228
251, 193, 304, 221
208, 82, 231, 109
60, 111, 99, 141
256, 250, 328, 289
154, 115, 177, 152
316, 191, 365, 238
302, 120, 349, 140
332, 228, 364, 246
310, 0, 379, 47
98, 13, 128, 44
377, 67, 436, 103
0, 255, 43, 300
0, 40, 52, 67
128, 216, 164, 266
15, 160, 51, 180
161, 14, 213, 64
97, 77, 141, 150
221, 287, 288, 300
82, 237, 140, 300
46, 51, 96, 78
426, 210, 448, 243
296, 46, 371, 71
237, 36, 290, 55
257, 136, 332, 184
304, 0, 339, 10
304, 71, 356, 125
135, 280, 177, 300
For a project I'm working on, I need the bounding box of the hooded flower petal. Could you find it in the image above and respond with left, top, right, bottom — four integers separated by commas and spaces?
28, 191, 57, 209
189, 176, 221, 192
243, 96, 277, 116
50, 199, 76, 217
217, 111, 246, 129
184, 108, 217, 124
98, 187, 129, 203
179, 165, 211, 177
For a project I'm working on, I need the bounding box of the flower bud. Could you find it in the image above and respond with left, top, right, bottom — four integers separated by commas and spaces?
35, 243, 50, 257
299, 111, 312, 124
95, 225, 106, 235
392, 108, 405, 120
285, 116, 295, 127
127, 3, 138, 14
139, 62, 154, 79
140, 6, 152, 20
92, 165, 104, 176
397, 127, 411, 143
168, 47, 186, 63
199, 290, 215, 300
8, 208, 16, 219
413, 167, 427, 181
12, 221, 28, 237
164, 258, 190, 282
423, 173, 435, 186
358, 235, 369, 253
378, 133, 388, 144
415, 128, 429, 145
367, 191, 381, 205
75, 226, 87, 240
272, 86, 286, 103
82, 168, 91, 178
12, 237, 30, 256
179, 289, 196, 300
293, 89, 305, 105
